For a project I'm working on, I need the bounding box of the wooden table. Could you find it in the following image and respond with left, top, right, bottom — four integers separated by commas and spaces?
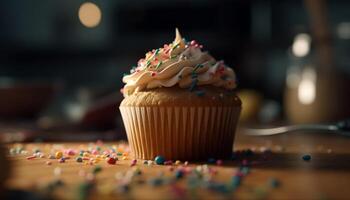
5, 130, 350, 200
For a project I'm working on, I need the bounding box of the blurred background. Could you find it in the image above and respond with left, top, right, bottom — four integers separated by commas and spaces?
0, 0, 350, 142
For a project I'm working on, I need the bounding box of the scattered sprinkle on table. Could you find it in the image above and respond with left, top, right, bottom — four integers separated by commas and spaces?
302, 154, 311, 161
154, 156, 165, 165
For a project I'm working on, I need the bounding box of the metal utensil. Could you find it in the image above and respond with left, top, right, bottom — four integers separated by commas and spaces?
244, 119, 350, 136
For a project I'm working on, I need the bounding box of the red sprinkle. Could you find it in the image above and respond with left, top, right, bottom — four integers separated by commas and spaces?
107, 157, 117, 165
26, 155, 36, 160
151, 72, 157, 77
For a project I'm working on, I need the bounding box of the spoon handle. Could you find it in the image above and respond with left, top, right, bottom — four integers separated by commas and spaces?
244, 118, 350, 136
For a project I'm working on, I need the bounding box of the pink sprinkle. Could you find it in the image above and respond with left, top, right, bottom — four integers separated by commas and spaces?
120, 88, 124, 94
216, 160, 223, 166
91, 150, 98, 155
190, 40, 196, 46
67, 149, 75, 156
194, 44, 199, 48
46, 161, 52, 165
199, 45, 203, 48
26, 155, 36, 160
164, 160, 173, 165
184, 167, 192, 173
131, 159, 137, 165
242, 159, 248, 166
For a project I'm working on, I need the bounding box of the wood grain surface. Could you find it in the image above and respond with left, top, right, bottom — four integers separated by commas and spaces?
4, 130, 350, 200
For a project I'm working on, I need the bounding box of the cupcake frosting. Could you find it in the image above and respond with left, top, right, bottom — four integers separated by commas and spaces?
122, 29, 237, 96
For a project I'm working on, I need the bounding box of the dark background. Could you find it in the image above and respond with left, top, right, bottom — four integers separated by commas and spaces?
0, 0, 350, 134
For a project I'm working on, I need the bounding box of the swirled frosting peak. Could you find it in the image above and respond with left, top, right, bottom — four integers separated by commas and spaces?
122, 28, 237, 96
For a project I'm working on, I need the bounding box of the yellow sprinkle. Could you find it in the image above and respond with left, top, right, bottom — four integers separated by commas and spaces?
175, 160, 181, 165
55, 151, 63, 159
122, 156, 128, 160
83, 152, 90, 157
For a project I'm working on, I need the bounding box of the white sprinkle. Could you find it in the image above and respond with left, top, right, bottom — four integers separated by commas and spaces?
54, 167, 62, 176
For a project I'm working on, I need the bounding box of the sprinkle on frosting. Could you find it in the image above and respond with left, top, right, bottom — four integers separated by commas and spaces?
122, 28, 237, 96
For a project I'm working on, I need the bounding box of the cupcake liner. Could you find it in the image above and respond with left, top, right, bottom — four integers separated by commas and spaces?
120, 106, 240, 160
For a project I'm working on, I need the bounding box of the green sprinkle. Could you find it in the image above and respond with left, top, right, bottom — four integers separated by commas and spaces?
92, 165, 102, 174
171, 55, 178, 59
154, 48, 160, 55
156, 61, 163, 69
193, 64, 203, 72
172, 43, 180, 50
146, 60, 151, 68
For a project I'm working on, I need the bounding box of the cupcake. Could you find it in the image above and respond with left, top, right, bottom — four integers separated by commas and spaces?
120, 29, 241, 160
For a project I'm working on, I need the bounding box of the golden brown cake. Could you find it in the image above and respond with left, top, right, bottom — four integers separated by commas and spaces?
120, 29, 241, 160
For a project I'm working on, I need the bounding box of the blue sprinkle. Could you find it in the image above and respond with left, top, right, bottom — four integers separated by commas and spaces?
195, 90, 205, 97
268, 178, 280, 188
189, 79, 198, 91
207, 158, 216, 164
231, 175, 241, 187
244, 149, 254, 156
207, 182, 230, 194
302, 154, 311, 161
149, 178, 163, 186
154, 156, 165, 165
240, 167, 250, 175
191, 73, 198, 79
231, 153, 237, 161
175, 170, 184, 179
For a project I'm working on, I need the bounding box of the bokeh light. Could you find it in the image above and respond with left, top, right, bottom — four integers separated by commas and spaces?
78, 2, 102, 28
